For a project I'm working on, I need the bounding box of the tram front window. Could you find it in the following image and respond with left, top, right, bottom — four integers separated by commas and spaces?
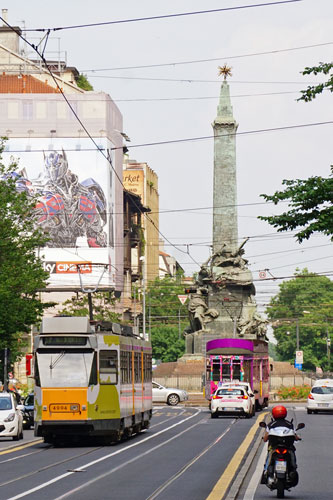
36, 349, 95, 387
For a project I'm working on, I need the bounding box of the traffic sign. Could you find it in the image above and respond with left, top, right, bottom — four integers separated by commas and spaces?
295, 350, 303, 364
295, 363, 302, 370
178, 295, 188, 305
259, 270, 267, 279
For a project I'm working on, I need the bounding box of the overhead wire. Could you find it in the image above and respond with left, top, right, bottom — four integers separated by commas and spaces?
80, 41, 333, 72
0, 17, 201, 268
23, 1, 302, 32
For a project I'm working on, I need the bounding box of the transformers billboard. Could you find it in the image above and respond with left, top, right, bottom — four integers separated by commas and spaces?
3, 138, 120, 289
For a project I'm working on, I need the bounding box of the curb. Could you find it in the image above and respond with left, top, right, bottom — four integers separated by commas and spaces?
224, 414, 268, 500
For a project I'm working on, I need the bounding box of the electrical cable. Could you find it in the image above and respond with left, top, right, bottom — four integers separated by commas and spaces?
0, 18, 200, 268
81, 41, 333, 72
88, 74, 318, 84
22, 1, 302, 32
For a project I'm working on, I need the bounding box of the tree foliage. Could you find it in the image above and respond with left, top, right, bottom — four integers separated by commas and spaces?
58, 292, 121, 322
146, 276, 187, 362
259, 167, 333, 242
76, 74, 94, 91
259, 62, 333, 240
0, 140, 50, 371
298, 62, 333, 102
267, 269, 333, 371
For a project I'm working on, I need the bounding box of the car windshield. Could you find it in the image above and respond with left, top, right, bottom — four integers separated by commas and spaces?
217, 388, 244, 396
25, 394, 34, 406
0, 397, 12, 410
312, 386, 333, 394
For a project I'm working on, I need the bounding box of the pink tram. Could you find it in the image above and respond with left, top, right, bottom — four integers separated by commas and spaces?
205, 338, 270, 410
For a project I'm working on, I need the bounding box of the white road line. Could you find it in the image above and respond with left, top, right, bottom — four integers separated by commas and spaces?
243, 443, 267, 500
7, 409, 201, 500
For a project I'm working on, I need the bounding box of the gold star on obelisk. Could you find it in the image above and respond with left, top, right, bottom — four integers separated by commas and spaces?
218, 64, 232, 80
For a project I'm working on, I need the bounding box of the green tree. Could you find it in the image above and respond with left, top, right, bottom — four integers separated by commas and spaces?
146, 276, 187, 362
298, 62, 333, 102
76, 74, 94, 91
259, 167, 333, 242
267, 269, 333, 371
0, 140, 50, 376
58, 292, 121, 322
259, 62, 333, 240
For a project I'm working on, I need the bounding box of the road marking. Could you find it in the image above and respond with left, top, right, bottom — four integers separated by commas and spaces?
146, 419, 237, 500
0, 440, 43, 456
7, 409, 201, 500
243, 443, 267, 500
150, 409, 186, 428
206, 412, 268, 500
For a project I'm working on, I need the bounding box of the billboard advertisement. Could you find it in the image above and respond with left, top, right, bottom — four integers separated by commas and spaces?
2, 137, 119, 290
123, 169, 144, 200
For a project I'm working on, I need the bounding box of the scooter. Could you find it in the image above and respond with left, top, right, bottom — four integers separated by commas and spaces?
259, 420, 305, 498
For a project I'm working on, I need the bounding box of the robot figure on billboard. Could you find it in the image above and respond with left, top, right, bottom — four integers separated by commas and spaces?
34, 150, 107, 248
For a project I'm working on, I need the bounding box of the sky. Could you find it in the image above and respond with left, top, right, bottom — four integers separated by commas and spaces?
2, 0, 333, 312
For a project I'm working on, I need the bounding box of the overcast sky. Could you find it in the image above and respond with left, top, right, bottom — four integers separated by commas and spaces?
3, 0, 333, 310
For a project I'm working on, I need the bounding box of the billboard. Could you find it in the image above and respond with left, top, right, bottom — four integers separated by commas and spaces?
123, 169, 144, 200
3, 138, 119, 290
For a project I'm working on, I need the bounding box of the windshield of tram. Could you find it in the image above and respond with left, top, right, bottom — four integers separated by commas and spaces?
36, 349, 95, 387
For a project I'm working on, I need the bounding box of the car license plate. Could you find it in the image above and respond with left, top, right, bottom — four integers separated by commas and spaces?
318, 403, 329, 407
275, 461, 287, 473
222, 407, 240, 411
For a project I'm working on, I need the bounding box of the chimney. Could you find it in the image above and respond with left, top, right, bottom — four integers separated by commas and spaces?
0, 10, 22, 53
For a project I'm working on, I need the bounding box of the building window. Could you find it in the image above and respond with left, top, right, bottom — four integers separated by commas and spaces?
22, 101, 33, 120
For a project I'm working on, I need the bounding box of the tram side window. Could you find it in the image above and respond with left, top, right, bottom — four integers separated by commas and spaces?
99, 350, 118, 385
144, 354, 152, 382
134, 352, 141, 383
120, 350, 129, 384
34, 358, 40, 387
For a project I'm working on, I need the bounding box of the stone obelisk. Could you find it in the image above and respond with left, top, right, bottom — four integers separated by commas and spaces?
212, 67, 238, 253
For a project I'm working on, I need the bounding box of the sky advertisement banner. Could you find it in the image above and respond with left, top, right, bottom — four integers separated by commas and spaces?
3, 137, 118, 290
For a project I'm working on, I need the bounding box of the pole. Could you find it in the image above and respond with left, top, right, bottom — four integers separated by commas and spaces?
178, 307, 181, 339
87, 292, 94, 321
149, 294, 151, 340
4, 348, 8, 392
233, 316, 237, 338
296, 318, 299, 351
141, 258, 146, 341
327, 324, 330, 367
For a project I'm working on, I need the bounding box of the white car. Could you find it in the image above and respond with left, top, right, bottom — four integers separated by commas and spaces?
211, 386, 253, 418
218, 381, 256, 416
0, 392, 24, 440
307, 383, 333, 414
152, 382, 189, 406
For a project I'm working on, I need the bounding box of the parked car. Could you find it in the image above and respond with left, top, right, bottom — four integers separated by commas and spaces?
152, 381, 189, 406
0, 392, 24, 440
210, 386, 253, 418
307, 383, 333, 414
218, 381, 256, 416
22, 393, 34, 429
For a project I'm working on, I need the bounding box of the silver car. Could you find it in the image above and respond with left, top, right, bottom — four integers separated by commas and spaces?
152, 381, 189, 406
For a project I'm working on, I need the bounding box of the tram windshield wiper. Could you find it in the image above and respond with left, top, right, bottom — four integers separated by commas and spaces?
49, 351, 66, 370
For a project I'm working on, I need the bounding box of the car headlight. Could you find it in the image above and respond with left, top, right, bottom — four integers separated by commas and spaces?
4, 413, 15, 422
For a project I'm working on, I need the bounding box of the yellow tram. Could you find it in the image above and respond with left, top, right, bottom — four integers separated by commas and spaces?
34, 317, 152, 443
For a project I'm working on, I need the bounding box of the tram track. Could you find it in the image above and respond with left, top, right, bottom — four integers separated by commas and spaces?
6, 408, 202, 500
0, 445, 104, 489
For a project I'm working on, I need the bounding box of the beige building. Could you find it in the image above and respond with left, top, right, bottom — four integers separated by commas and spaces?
123, 159, 159, 284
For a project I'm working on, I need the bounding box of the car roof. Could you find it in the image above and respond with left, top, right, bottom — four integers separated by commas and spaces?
313, 379, 333, 387
0, 392, 13, 398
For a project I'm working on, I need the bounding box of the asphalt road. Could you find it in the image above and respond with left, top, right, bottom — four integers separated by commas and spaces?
0, 406, 259, 500
239, 404, 333, 500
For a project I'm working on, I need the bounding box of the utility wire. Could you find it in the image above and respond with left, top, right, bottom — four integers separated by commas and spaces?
89, 75, 317, 84
81, 41, 333, 72
23, 1, 302, 32
0, 18, 200, 267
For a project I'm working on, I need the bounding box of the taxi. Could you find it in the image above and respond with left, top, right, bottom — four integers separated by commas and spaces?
210, 386, 253, 418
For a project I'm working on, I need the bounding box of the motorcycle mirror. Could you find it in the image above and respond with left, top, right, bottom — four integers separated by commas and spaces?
259, 421, 266, 428
296, 423, 305, 430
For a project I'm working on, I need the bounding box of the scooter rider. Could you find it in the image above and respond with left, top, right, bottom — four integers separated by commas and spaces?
261, 405, 300, 482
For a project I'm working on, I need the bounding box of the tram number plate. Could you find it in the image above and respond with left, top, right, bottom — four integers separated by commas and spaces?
275, 461, 287, 473
49, 404, 80, 412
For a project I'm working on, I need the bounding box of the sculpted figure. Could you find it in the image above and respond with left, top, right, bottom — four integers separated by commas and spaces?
188, 287, 219, 332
